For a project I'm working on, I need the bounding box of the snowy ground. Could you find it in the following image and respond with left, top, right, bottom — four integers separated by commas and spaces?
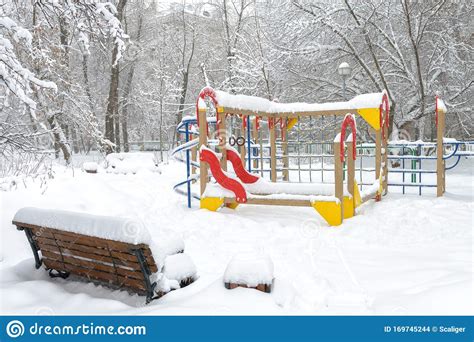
0, 155, 472, 315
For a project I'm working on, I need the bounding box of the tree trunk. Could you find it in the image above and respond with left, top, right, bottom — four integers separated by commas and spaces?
47, 114, 71, 163
114, 111, 121, 152
105, 0, 127, 154
403, 0, 426, 137
121, 9, 144, 153
174, 32, 195, 147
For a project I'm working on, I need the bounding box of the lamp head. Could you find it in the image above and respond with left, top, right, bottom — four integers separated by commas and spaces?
338, 62, 352, 77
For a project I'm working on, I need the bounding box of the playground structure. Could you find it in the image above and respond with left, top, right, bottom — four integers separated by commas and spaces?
172, 87, 394, 226
172, 88, 474, 226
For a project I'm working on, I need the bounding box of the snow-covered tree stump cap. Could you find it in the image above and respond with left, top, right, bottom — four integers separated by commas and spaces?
224, 253, 274, 288
83, 162, 98, 173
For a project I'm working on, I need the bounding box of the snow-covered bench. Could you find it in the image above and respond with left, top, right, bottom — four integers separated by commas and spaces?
12, 208, 196, 304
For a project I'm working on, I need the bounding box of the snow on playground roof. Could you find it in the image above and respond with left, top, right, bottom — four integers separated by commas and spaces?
198, 89, 385, 114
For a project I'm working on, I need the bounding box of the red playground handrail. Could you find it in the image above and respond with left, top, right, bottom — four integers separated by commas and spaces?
196, 87, 219, 129
340, 114, 357, 162
200, 148, 248, 203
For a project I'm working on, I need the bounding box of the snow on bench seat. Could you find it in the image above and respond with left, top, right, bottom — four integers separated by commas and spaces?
13, 208, 190, 269
13, 207, 152, 245
224, 253, 274, 293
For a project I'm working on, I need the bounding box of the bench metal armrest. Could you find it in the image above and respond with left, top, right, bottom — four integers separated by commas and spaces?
16, 226, 42, 269
131, 248, 157, 304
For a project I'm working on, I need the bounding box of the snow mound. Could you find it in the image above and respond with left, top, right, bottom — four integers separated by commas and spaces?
82, 162, 98, 173
224, 253, 274, 287
163, 253, 197, 282
13, 207, 152, 245
152, 233, 186, 269
155, 235, 185, 257
106, 152, 161, 175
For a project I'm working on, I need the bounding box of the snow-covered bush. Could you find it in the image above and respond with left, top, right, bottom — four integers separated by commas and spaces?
106, 153, 161, 175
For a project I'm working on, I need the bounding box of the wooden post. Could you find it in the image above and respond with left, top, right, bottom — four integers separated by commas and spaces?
347, 136, 355, 197
240, 116, 246, 164
219, 113, 227, 171
437, 106, 446, 197
375, 128, 382, 182
334, 140, 344, 219
199, 109, 208, 196
252, 117, 258, 169
282, 119, 289, 181
259, 130, 264, 176
191, 144, 197, 175
382, 129, 388, 194
270, 118, 277, 182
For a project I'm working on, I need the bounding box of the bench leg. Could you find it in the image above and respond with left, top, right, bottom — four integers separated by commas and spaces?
131, 248, 157, 304
18, 226, 42, 269
48, 269, 70, 279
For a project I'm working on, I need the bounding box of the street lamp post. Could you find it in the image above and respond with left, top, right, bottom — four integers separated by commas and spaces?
337, 62, 352, 181
338, 62, 352, 101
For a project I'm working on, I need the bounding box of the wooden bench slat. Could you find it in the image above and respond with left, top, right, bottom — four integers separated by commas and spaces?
33, 232, 158, 273
37, 241, 149, 272
41, 250, 146, 281
27, 225, 153, 256
36, 237, 110, 256
43, 259, 147, 292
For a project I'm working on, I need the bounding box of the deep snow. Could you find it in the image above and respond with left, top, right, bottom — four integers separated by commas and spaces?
0, 156, 472, 315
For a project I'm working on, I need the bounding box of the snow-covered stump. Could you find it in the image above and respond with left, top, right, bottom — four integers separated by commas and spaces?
83, 162, 98, 174
223, 253, 274, 293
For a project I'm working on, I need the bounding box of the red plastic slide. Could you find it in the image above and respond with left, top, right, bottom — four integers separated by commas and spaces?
225, 148, 259, 184
200, 148, 248, 203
